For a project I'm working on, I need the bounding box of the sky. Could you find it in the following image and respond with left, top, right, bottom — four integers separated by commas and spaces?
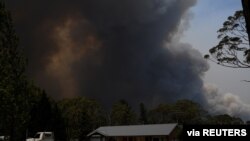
182, 0, 250, 104
5, 0, 250, 120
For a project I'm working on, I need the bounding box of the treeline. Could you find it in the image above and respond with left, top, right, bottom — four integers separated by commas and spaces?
0, 1, 246, 141
0, 91, 246, 141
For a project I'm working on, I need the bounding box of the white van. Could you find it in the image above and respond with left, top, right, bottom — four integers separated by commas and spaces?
0, 136, 9, 141
26, 132, 54, 141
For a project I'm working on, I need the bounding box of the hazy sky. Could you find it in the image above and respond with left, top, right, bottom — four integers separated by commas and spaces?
182, 0, 250, 104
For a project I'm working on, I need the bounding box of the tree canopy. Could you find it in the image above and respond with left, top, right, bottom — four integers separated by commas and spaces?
58, 97, 107, 141
110, 100, 137, 126
0, 1, 30, 140
204, 10, 250, 68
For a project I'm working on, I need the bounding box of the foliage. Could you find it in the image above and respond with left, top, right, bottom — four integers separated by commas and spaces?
50, 102, 67, 141
58, 97, 107, 141
0, 2, 59, 140
148, 100, 207, 124
204, 10, 250, 68
139, 103, 148, 124
172, 100, 206, 124
110, 100, 137, 125
0, 1, 31, 140
148, 103, 174, 124
206, 114, 244, 125
28, 91, 53, 136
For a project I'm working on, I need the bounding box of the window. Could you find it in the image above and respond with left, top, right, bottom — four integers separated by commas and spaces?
44, 133, 52, 138
34, 133, 41, 138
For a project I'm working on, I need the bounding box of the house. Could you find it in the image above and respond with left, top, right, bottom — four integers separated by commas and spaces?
87, 123, 179, 141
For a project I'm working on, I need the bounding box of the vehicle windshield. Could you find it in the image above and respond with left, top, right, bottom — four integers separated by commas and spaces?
34, 133, 40, 138
44, 133, 52, 138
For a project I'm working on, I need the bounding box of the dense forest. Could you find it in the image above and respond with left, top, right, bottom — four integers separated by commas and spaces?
0, 1, 246, 141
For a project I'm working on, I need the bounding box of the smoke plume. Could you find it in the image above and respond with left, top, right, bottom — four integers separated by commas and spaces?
6, 0, 211, 107
204, 84, 250, 121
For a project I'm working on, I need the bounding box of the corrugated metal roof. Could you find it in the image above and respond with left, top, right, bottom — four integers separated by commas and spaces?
88, 123, 178, 137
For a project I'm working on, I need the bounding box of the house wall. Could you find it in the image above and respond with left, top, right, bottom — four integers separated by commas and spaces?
103, 136, 172, 141
90, 135, 105, 141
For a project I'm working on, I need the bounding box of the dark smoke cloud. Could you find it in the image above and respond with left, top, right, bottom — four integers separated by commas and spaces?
6, 0, 209, 107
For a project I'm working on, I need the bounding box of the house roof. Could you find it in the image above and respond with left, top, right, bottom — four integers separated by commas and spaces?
87, 123, 178, 137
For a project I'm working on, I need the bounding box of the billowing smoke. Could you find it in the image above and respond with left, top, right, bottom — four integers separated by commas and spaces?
204, 84, 250, 121
5, 0, 210, 107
